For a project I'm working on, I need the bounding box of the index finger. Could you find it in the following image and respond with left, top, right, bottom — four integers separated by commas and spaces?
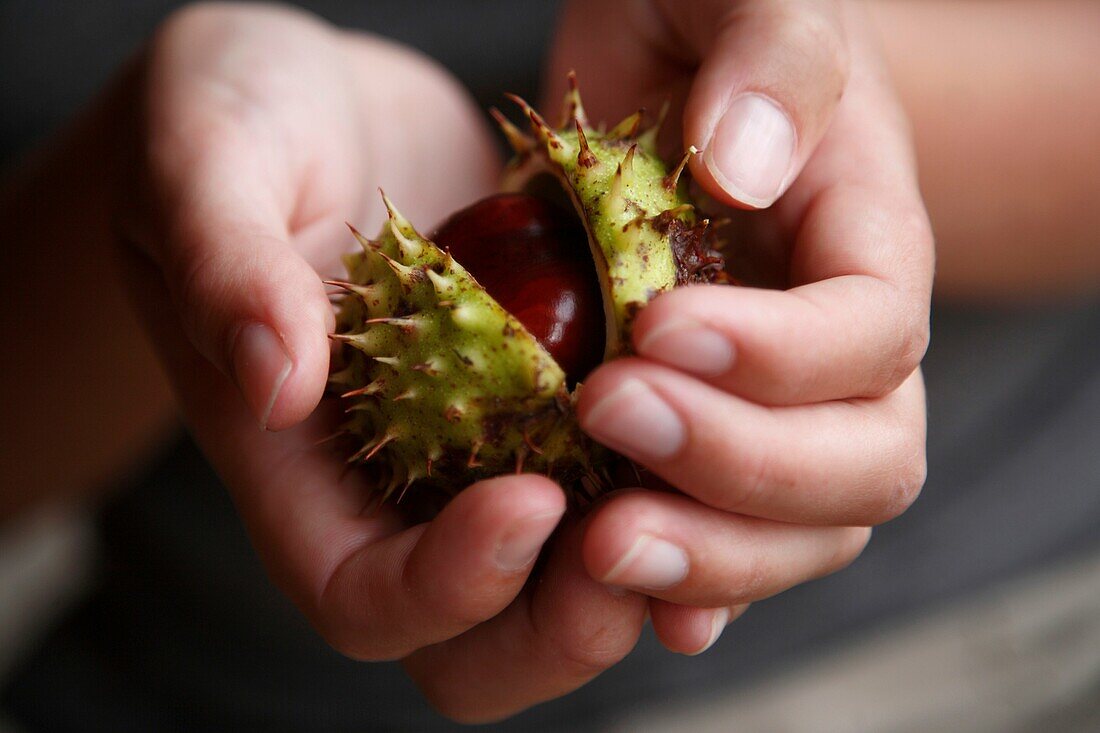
635, 20, 933, 405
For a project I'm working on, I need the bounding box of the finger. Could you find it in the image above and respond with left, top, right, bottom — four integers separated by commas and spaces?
632, 235, 930, 405
150, 201, 334, 433
134, 118, 334, 431
544, 0, 849, 203
550, 5, 931, 407
583, 490, 871, 607
636, 127, 932, 404
578, 360, 927, 525
649, 600, 750, 656
650, 136, 930, 404
675, 0, 850, 208
317, 474, 566, 661
124, 4, 362, 430
403, 522, 647, 724
633, 7, 931, 405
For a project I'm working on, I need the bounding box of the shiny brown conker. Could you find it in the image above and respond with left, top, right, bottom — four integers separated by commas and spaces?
431, 193, 605, 382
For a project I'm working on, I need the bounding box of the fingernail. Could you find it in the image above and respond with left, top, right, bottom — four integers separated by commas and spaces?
704, 93, 796, 208
495, 509, 563, 571
689, 607, 730, 656
581, 379, 684, 460
232, 323, 292, 430
602, 534, 688, 590
637, 319, 734, 377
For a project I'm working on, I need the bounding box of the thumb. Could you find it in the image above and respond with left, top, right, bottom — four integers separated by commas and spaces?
680, 0, 850, 209
129, 139, 334, 431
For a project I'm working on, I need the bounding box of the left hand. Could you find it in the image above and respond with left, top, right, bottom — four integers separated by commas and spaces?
113, 5, 647, 721
546, 0, 932, 654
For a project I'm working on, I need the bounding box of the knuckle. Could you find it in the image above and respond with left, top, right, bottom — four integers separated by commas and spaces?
874, 449, 927, 524
174, 246, 224, 328
883, 213, 935, 390
877, 317, 929, 395
439, 589, 502, 632
868, 286, 931, 396
901, 316, 932, 368
897, 450, 929, 510
402, 552, 510, 634
727, 549, 771, 602
724, 445, 779, 513
528, 591, 640, 679
554, 624, 635, 677
144, 5, 270, 163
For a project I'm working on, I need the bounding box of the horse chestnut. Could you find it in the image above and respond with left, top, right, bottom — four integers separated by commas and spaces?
432, 193, 605, 382
330, 76, 723, 498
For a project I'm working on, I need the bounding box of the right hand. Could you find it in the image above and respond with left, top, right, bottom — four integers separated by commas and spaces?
111, 3, 646, 722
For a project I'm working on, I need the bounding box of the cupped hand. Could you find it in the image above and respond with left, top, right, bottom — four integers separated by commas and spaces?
114, 3, 645, 722
546, 0, 933, 654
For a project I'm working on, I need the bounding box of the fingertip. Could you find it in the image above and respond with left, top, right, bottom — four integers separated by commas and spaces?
464, 473, 568, 519
678, 3, 851, 210
231, 322, 293, 430
242, 325, 330, 432
575, 358, 644, 421
427, 474, 567, 576
580, 490, 643, 582
581, 491, 691, 593
245, 272, 334, 431
692, 93, 798, 210
632, 290, 736, 380
650, 601, 740, 656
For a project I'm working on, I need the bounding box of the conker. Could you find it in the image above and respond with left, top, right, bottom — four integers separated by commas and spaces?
432, 193, 605, 382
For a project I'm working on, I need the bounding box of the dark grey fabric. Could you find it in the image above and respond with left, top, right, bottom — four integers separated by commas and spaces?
3, 1, 1099, 730
0, 0, 556, 168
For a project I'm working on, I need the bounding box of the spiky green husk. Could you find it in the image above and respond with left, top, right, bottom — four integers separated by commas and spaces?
330, 196, 601, 499
331, 74, 717, 501
499, 79, 702, 355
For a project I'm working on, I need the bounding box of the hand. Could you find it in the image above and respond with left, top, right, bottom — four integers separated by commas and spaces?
114, 3, 646, 722
546, 0, 932, 653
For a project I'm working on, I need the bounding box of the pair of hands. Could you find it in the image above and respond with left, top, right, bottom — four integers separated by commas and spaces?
115, 0, 931, 722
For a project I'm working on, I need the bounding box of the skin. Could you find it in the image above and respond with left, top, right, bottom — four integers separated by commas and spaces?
1, 0, 1098, 723
547, 0, 931, 660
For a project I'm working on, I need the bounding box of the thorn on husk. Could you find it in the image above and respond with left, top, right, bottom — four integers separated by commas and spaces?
575, 120, 597, 168
341, 380, 384, 398
346, 223, 380, 253
324, 279, 375, 300
663, 146, 699, 190
522, 427, 544, 455
608, 109, 644, 140
468, 440, 484, 468
490, 107, 534, 154
314, 430, 346, 447
561, 70, 589, 128
373, 355, 402, 368
350, 432, 396, 463
638, 100, 670, 153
